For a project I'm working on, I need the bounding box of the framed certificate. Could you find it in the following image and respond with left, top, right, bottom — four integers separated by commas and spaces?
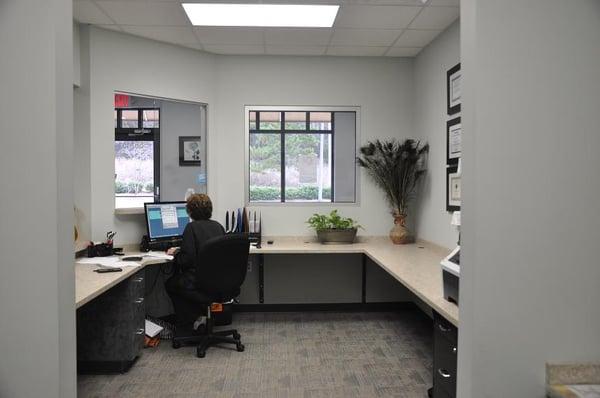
446, 165, 461, 211
446, 117, 461, 165
447, 63, 461, 115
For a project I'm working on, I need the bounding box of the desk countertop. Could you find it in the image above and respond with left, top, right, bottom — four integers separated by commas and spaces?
251, 236, 458, 326
75, 236, 458, 326
75, 256, 166, 309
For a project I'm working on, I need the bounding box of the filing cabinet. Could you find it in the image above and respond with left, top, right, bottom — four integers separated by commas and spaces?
77, 269, 146, 373
433, 311, 458, 398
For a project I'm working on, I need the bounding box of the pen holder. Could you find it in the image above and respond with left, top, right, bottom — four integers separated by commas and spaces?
87, 242, 114, 257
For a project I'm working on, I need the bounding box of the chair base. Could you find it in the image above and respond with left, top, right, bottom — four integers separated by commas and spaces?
172, 327, 244, 358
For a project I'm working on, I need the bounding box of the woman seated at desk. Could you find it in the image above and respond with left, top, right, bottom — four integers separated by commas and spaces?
165, 193, 225, 327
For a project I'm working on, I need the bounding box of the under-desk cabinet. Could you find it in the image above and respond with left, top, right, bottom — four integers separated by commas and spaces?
433, 311, 458, 398
77, 269, 146, 373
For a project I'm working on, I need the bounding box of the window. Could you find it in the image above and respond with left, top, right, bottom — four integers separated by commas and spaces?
247, 107, 357, 203
114, 108, 160, 209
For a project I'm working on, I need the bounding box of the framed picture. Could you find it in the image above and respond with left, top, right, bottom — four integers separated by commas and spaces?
179, 136, 202, 166
446, 165, 461, 211
446, 117, 461, 165
447, 63, 461, 115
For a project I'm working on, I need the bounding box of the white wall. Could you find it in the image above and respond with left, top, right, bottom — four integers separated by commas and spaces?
0, 0, 76, 397
214, 55, 415, 236
85, 27, 218, 244
413, 21, 460, 249
458, 1, 600, 396
80, 27, 416, 243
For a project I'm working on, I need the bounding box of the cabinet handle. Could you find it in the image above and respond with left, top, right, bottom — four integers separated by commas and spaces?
438, 369, 451, 379
135, 328, 144, 335
438, 323, 451, 333
452, 347, 457, 354
133, 277, 144, 283
134, 297, 144, 304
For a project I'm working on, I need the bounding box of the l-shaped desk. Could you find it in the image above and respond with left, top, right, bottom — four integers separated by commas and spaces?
75, 236, 458, 326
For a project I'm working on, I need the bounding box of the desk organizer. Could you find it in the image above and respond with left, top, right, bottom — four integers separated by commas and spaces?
225, 208, 261, 247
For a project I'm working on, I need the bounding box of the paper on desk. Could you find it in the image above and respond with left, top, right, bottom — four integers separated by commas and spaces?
76, 256, 140, 268
145, 251, 174, 261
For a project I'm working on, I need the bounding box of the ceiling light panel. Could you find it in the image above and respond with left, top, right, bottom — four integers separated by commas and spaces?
182, 3, 340, 28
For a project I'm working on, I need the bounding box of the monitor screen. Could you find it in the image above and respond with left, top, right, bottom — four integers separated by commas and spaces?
144, 202, 190, 240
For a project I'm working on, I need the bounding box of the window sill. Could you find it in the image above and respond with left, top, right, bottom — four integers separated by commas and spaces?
115, 207, 145, 215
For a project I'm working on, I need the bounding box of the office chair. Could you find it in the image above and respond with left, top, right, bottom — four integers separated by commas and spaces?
170, 234, 250, 358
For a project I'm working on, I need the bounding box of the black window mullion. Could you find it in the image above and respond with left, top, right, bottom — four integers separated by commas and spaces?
330, 112, 335, 202
280, 111, 286, 203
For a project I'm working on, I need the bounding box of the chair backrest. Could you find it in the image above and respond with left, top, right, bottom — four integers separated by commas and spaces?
194, 234, 250, 301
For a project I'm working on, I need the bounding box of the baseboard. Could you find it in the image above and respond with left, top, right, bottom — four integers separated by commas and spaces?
233, 301, 417, 312
77, 357, 138, 374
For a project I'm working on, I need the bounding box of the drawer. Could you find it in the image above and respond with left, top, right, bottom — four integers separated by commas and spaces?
434, 315, 457, 344
433, 383, 453, 398
127, 270, 145, 299
434, 346, 457, 396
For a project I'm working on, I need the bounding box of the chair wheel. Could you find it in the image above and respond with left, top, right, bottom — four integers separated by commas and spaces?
197, 349, 206, 358
233, 332, 241, 340
236, 343, 245, 352
172, 340, 181, 349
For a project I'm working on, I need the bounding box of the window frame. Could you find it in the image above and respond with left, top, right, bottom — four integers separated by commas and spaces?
114, 107, 161, 207
245, 105, 360, 206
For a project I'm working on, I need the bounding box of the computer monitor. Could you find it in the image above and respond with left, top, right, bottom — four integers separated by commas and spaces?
144, 202, 190, 241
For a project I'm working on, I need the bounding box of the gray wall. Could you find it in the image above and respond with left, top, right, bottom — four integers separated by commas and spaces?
413, 21, 460, 249
458, 1, 600, 396
0, 0, 76, 397
74, 25, 92, 241
333, 112, 357, 203
161, 101, 207, 200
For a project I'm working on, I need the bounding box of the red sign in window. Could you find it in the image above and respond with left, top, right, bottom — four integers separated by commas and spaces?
114, 94, 129, 108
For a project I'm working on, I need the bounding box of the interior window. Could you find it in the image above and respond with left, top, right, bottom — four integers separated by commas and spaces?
114, 108, 160, 209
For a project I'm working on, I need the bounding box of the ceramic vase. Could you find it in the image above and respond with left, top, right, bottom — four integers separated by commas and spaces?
389, 213, 412, 244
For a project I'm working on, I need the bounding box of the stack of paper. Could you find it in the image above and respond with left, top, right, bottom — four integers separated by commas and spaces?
145, 319, 164, 338
76, 256, 140, 268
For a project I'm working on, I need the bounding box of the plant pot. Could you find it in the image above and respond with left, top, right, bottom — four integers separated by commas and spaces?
316, 228, 357, 244
390, 214, 413, 244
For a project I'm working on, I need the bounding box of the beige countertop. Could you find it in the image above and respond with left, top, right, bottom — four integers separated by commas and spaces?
75, 236, 459, 326
251, 236, 458, 326
75, 255, 166, 309
547, 363, 600, 398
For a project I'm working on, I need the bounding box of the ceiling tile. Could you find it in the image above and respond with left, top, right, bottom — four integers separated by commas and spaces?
408, 6, 459, 29
94, 1, 190, 26
194, 27, 263, 45
331, 29, 401, 47
203, 45, 265, 55
121, 26, 198, 45
393, 29, 441, 47
386, 47, 421, 56
334, 5, 421, 29
327, 46, 387, 56
266, 46, 327, 56
74, 1, 113, 24
264, 28, 332, 46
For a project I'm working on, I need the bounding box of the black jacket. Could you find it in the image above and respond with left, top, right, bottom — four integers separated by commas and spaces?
176, 219, 225, 272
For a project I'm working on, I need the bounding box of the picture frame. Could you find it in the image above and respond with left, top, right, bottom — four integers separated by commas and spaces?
179, 136, 202, 166
446, 165, 461, 212
447, 63, 461, 115
446, 117, 461, 165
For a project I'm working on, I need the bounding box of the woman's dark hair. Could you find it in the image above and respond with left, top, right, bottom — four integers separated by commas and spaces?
186, 194, 212, 221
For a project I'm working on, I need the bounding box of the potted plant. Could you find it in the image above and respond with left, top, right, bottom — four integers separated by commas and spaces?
307, 210, 361, 244
357, 139, 429, 244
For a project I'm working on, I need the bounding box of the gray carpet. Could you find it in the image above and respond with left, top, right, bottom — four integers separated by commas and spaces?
78, 311, 433, 398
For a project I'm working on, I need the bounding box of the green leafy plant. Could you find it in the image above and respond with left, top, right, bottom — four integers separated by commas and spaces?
307, 210, 361, 231
356, 139, 429, 216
